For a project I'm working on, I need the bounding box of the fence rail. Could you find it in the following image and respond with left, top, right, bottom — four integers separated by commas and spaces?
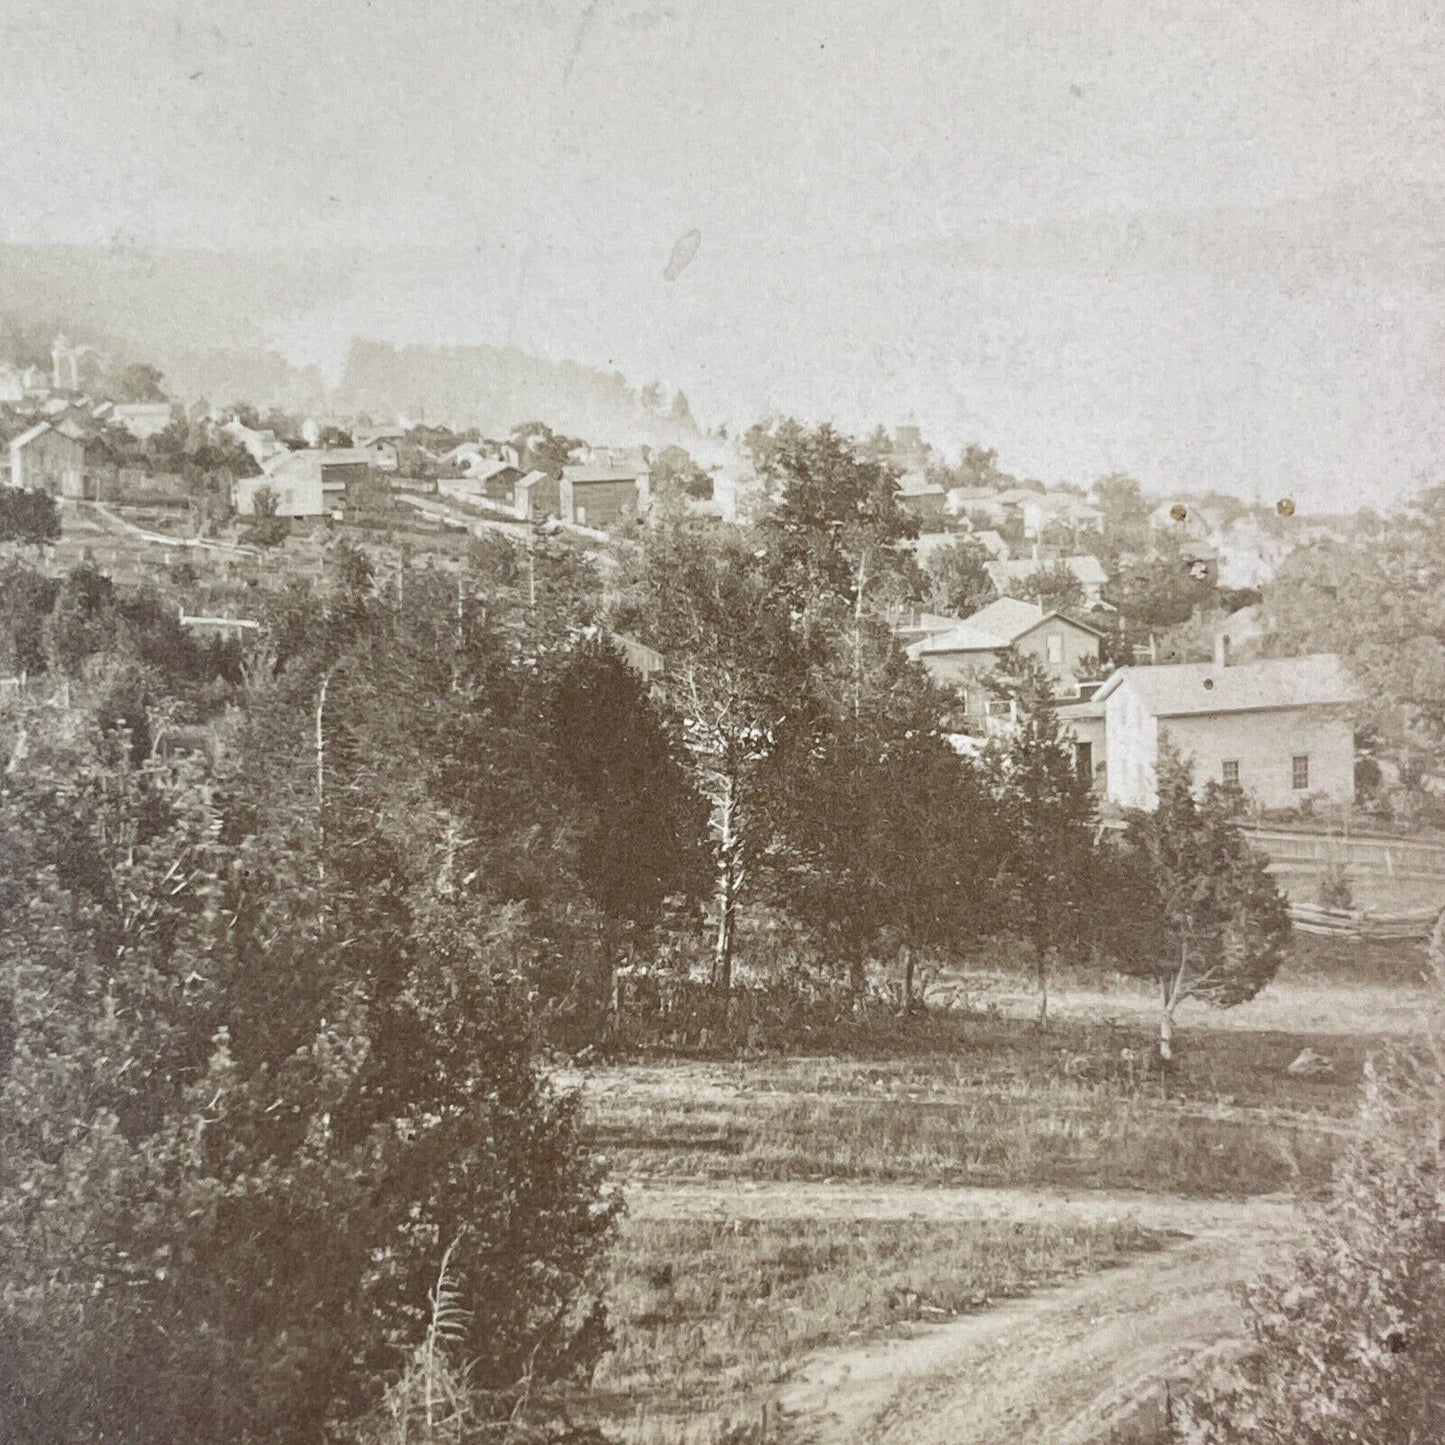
1288, 901, 1442, 940
1243, 827, 1445, 875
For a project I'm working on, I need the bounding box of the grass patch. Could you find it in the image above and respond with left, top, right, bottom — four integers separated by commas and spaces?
582, 1215, 1163, 1441
583, 1014, 1372, 1197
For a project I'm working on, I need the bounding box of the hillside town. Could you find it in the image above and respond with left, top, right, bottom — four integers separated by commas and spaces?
2, 335, 1373, 832
9, 3, 1445, 1441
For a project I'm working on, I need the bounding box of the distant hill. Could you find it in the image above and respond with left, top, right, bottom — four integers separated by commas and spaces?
0, 242, 699, 442
0, 242, 353, 357
335, 339, 698, 442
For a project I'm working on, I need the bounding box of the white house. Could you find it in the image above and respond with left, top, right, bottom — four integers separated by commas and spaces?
1094, 648, 1357, 811
1021, 492, 1103, 538
108, 402, 177, 440
234, 448, 376, 517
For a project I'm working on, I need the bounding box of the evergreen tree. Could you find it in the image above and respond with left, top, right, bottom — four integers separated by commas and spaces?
0, 584, 619, 1441
547, 637, 710, 1015
1123, 745, 1291, 1060
985, 654, 1097, 1024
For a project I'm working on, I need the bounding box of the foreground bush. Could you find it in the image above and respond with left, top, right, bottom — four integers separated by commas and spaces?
0, 718, 618, 1443
1179, 949, 1445, 1443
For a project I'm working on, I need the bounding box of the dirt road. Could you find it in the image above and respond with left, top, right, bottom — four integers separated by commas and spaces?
627, 1180, 1295, 1445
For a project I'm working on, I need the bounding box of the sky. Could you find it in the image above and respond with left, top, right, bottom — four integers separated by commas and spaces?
4, 0, 1445, 508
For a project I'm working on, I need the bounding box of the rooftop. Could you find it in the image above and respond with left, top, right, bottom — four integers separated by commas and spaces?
908, 596, 1103, 656
563, 463, 647, 483
1094, 653, 1356, 717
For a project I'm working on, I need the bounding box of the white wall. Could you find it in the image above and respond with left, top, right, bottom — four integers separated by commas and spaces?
1163, 707, 1354, 810
1103, 682, 1354, 810
1104, 683, 1160, 809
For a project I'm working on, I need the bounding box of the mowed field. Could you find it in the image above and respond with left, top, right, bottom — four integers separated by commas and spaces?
565, 944, 1432, 1443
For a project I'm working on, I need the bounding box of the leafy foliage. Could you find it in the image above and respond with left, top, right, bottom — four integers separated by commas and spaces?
1267, 486, 1445, 765
1122, 746, 1290, 1051
1181, 997, 1445, 1442
0, 571, 621, 1441
0, 486, 60, 549
922, 537, 995, 617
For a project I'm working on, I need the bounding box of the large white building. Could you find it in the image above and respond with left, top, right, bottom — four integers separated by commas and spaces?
1087, 648, 1357, 811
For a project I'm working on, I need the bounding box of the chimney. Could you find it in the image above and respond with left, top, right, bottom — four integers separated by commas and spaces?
1214, 632, 1231, 668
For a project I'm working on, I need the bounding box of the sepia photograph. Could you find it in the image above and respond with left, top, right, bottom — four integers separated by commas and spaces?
3, 2, 1445, 1440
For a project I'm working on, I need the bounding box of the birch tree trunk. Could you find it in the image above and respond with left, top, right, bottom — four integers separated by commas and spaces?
712, 770, 742, 1001
1159, 942, 1187, 1063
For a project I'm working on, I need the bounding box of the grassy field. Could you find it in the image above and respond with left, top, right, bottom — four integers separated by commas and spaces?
584, 1215, 1164, 1443
560, 955, 1429, 1441
582, 995, 1387, 1198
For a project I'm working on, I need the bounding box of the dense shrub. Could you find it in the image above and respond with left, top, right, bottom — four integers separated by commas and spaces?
0, 717, 618, 1444
1179, 944, 1445, 1443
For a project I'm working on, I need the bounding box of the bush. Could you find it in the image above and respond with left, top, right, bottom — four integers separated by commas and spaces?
1179, 943, 1445, 1442
0, 722, 618, 1443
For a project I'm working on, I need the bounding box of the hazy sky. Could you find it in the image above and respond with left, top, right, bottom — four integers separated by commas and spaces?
5, 0, 1445, 507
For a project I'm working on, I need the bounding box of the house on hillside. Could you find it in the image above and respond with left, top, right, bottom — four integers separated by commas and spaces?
893, 610, 968, 648
1149, 499, 1216, 536
911, 531, 975, 569
1055, 693, 1107, 790
109, 402, 176, 440
439, 460, 524, 509
945, 486, 1006, 524
1094, 647, 1356, 811
968, 529, 1010, 561
10, 421, 86, 497
234, 448, 378, 518
352, 425, 407, 471
1212, 604, 1268, 664
560, 461, 651, 530
221, 419, 288, 468
1215, 516, 1290, 590
907, 596, 1107, 721
0, 366, 27, 404
895, 475, 949, 522
984, 554, 1110, 607
516, 469, 561, 521
1021, 492, 1103, 538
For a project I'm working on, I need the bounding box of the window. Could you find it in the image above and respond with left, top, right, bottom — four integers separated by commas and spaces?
1046, 633, 1063, 665
1292, 754, 1310, 790
1222, 759, 1240, 787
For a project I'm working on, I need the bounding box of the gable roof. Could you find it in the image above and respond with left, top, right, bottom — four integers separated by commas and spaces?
8, 421, 54, 451
262, 447, 374, 482
908, 596, 1104, 656
1094, 653, 1356, 718
467, 458, 520, 483
563, 463, 646, 484
896, 478, 946, 498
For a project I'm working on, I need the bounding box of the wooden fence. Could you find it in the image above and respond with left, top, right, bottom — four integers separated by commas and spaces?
1288, 901, 1442, 941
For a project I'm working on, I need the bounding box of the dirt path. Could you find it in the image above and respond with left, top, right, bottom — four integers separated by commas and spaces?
626, 1180, 1295, 1445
